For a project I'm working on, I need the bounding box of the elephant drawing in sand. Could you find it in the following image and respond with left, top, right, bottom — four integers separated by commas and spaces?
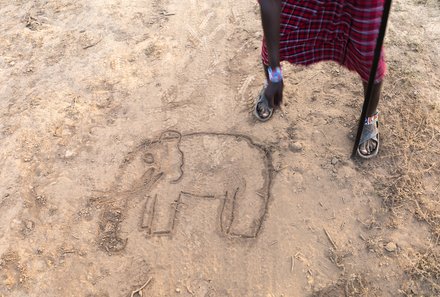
98, 131, 273, 251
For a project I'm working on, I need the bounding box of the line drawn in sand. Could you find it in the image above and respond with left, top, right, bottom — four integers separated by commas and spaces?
97, 131, 273, 252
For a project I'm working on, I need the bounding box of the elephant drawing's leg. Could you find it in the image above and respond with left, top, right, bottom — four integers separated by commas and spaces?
228, 178, 270, 238
140, 194, 157, 235
149, 186, 182, 235
219, 190, 236, 234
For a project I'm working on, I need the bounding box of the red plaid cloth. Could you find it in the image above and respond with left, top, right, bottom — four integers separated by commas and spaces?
261, 0, 386, 82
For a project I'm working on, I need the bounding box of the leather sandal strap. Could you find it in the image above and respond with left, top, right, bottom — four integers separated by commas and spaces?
360, 112, 379, 145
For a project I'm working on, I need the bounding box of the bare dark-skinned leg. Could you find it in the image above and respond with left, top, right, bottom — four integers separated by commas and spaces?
359, 80, 383, 156
262, 63, 282, 107
263, 64, 269, 81
362, 80, 382, 117
256, 64, 274, 120
255, 64, 273, 120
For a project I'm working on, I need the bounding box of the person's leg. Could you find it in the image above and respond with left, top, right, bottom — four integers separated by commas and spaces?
264, 64, 269, 81
358, 80, 382, 156
363, 80, 382, 117
255, 64, 273, 120
263, 64, 283, 106
255, 63, 284, 120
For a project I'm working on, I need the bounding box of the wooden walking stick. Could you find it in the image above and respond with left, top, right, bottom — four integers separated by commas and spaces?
352, 0, 393, 158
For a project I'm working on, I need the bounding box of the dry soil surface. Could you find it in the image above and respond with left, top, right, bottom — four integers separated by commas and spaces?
1, 0, 440, 296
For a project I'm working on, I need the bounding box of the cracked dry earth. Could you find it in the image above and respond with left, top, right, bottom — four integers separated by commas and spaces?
1, 0, 440, 296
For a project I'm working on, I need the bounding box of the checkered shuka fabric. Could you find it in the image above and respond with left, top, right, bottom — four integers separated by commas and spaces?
260, 0, 386, 82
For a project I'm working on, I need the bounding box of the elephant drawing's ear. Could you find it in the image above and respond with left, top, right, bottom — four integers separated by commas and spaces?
160, 131, 182, 144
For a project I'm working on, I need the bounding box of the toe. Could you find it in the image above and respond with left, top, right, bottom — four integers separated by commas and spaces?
369, 138, 379, 153
358, 139, 378, 157
367, 140, 377, 153
359, 142, 368, 156
257, 103, 270, 119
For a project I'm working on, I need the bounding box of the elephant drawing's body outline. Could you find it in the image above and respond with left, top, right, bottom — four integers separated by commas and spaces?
98, 131, 274, 252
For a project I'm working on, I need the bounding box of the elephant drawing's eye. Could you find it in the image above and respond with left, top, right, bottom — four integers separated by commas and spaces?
143, 153, 155, 164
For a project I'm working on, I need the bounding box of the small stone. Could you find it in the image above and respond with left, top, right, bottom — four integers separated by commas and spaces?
9, 61, 15, 66
65, 150, 75, 158
331, 157, 339, 165
385, 242, 397, 252
312, 130, 322, 141
25, 220, 35, 230
289, 142, 303, 153
175, 288, 181, 293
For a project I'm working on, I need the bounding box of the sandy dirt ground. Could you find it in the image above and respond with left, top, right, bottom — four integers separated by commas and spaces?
1, 0, 440, 296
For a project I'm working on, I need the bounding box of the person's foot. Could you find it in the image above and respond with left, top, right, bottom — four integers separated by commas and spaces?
254, 85, 273, 122
256, 101, 272, 119
358, 138, 378, 156
357, 112, 380, 159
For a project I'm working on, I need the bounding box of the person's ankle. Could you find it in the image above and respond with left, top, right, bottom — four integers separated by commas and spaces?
365, 112, 379, 125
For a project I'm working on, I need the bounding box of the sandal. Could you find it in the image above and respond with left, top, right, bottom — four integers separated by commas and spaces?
253, 84, 273, 122
357, 112, 380, 159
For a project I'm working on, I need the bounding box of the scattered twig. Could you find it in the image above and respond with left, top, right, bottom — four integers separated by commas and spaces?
290, 256, 294, 272
256, 191, 265, 198
185, 285, 195, 296
324, 228, 338, 249
131, 277, 153, 297
160, 11, 175, 16
83, 38, 102, 50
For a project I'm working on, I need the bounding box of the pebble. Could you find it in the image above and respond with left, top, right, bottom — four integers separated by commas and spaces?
65, 150, 75, 158
331, 157, 339, 165
289, 142, 303, 153
385, 242, 397, 252
175, 288, 181, 293
25, 220, 35, 230
312, 130, 322, 141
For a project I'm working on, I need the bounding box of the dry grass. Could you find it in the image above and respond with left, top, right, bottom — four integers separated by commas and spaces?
327, 248, 353, 272
366, 10, 440, 287
372, 0, 440, 234
375, 92, 440, 292
375, 94, 440, 236
312, 274, 377, 297
404, 249, 440, 294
